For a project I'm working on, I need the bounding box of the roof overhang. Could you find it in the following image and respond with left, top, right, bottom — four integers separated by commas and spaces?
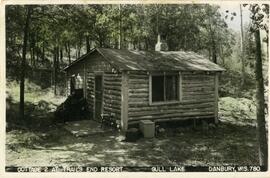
62, 48, 97, 72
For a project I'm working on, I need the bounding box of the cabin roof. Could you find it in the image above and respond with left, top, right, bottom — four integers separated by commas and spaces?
63, 48, 225, 72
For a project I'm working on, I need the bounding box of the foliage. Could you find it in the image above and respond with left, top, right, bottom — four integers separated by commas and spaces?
6, 4, 235, 76
219, 97, 256, 126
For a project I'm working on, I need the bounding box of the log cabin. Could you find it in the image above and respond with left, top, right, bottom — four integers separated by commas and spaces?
63, 38, 225, 132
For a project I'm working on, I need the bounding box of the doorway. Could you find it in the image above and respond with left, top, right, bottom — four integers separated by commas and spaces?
94, 75, 103, 121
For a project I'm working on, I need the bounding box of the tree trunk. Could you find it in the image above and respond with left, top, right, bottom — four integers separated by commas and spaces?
208, 47, 212, 60
35, 32, 39, 63
212, 41, 217, 64
78, 37, 82, 57
65, 42, 71, 64
78, 45, 81, 58
30, 47, 34, 67
254, 29, 268, 170
60, 47, 63, 63
20, 7, 32, 120
240, 4, 245, 87
42, 43, 45, 62
220, 45, 225, 65
53, 46, 57, 95
118, 4, 122, 49
86, 35, 90, 53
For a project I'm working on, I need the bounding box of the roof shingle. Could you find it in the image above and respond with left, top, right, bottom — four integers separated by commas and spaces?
64, 48, 225, 72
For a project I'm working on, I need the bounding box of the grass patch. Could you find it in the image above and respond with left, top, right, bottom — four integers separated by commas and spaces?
6, 79, 66, 130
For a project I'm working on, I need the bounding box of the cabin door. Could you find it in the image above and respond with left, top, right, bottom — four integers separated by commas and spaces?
94, 75, 103, 121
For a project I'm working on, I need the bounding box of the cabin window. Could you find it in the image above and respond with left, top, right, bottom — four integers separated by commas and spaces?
151, 74, 179, 103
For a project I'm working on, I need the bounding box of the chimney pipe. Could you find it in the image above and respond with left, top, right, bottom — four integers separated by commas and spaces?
155, 34, 168, 51
157, 34, 161, 43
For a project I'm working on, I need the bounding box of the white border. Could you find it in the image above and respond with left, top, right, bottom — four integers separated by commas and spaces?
0, 1, 269, 178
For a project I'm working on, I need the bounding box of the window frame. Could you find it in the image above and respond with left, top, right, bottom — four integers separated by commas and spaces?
149, 72, 182, 105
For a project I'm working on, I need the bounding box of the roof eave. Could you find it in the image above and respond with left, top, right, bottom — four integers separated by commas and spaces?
62, 48, 97, 71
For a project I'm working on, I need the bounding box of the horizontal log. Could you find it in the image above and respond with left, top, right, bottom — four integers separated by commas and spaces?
86, 93, 94, 97
103, 90, 121, 96
87, 78, 94, 81
182, 96, 214, 101
104, 85, 121, 91
182, 83, 214, 87
87, 83, 94, 86
104, 76, 121, 80
182, 87, 214, 92
128, 98, 149, 103
182, 80, 214, 84
86, 87, 94, 91
128, 93, 148, 97
181, 98, 214, 104
184, 90, 214, 95
103, 107, 121, 114
104, 111, 121, 115
128, 115, 214, 124
129, 98, 148, 102
129, 84, 148, 89
87, 84, 94, 88
129, 71, 148, 75
103, 99, 121, 106
182, 76, 214, 80
183, 93, 215, 98
129, 88, 148, 93
129, 111, 215, 121
129, 79, 148, 84
128, 107, 214, 117
104, 73, 121, 77
87, 73, 94, 77
129, 98, 214, 107
86, 95, 94, 99
86, 88, 94, 92
183, 74, 214, 78
86, 101, 94, 106
128, 102, 214, 112
103, 103, 121, 110
128, 100, 185, 107
104, 77, 122, 82
182, 83, 214, 88
103, 105, 121, 112
103, 94, 121, 101
104, 82, 121, 87
129, 74, 148, 79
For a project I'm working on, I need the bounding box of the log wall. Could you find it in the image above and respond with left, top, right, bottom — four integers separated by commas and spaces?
66, 51, 122, 121
127, 71, 216, 124
65, 51, 219, 128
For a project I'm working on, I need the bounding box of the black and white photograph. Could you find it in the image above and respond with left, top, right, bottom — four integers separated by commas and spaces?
3, 0, 269, 174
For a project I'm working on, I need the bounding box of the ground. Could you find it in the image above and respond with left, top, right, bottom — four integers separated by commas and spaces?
6, 121, 259, 167
5, 79, 263, 167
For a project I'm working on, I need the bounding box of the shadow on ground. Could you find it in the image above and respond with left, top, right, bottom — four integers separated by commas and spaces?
6, 120, 259, 167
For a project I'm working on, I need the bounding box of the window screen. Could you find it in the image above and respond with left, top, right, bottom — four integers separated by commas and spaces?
165, 75, 178, 101
151, 74, 179, 103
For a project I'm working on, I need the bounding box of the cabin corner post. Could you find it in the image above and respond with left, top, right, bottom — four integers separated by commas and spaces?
121, 71, 129, 132
214, 72, 219, 124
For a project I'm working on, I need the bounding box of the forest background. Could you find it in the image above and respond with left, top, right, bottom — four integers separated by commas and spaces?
5, 3, 269, 167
